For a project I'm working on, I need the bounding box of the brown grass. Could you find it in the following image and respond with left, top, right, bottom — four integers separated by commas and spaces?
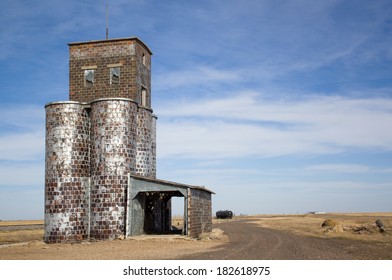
171, 216, 184, 229
245, 212, 392, 242
0, 220, 44, 245
2, 213, 392, 245
0, 230, 44, 244
0, 220, 43, 226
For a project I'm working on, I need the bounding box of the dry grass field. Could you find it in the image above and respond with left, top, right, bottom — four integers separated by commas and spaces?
1, 213, 391, 245
0, 218, 190, 245
0, 220, 44, 245
245, 212, 392, 243
0, 219, 226, 260
1, 213, 391, 259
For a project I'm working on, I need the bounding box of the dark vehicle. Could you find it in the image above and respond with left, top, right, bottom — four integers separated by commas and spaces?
216, 210, 233, 219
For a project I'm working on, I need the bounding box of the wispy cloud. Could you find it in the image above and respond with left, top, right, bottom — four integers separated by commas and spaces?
0, 105, 44, 161
0, 0, 104, 61
0, 162, 44, 186
0, 105, 44, 130
155, 66, 241, 90
149, 0, 392, 98
156, 93, 392, 159
305, 164, 392, 174
0, 131, 44, 162
305, 164, 373, 174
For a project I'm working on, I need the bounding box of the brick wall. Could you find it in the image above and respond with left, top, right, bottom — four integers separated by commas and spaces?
136, 107, 155, 178
68, 38, 151, 107
187, 189, 212, 238
44, 102, 90, 243
150, 115, 157, 178
45, 98, 158, 242
45, 37, 215, 243
89, 99, 138, 240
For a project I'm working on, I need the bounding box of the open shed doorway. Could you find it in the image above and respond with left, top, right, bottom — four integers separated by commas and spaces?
143, 191, 186, 235
171, 196, 185, 234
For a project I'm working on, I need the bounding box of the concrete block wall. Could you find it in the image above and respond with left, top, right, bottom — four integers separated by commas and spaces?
44, 102, 91, 243
150, 115, 157, 178
44, 98, 157, 242
89, 99, 138, 240
136, 107, 155, 178
187, 188, 212, 238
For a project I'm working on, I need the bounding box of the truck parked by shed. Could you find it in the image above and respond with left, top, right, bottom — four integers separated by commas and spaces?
216, 210, 233, 219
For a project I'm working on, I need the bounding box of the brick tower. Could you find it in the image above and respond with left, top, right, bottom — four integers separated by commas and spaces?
68, 37, 152, 107
44, 38, 157, 242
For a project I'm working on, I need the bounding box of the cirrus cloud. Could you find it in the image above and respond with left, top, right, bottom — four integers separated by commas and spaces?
156, 93, 392, 159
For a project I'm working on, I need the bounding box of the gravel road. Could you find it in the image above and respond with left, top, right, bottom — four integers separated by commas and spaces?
182, 219, 392, 260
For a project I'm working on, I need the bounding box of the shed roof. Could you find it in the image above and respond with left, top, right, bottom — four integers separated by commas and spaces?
130, 174, 215, 194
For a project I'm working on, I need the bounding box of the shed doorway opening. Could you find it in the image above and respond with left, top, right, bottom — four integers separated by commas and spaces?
171, 196, 185, 234
143, 191, 186, 235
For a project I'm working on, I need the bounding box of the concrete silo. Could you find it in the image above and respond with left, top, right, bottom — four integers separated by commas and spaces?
44, 37, 214, 243
44, 102, 90, 243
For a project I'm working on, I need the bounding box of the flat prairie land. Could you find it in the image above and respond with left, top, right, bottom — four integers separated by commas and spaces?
0, 213, 391, 260
0, 220, 44, 245
245, 212, 392, 243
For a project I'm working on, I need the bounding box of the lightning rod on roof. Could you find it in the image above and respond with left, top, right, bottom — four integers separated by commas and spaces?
106, 2, 109, 39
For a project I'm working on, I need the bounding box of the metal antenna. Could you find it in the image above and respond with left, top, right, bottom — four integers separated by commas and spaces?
106, 2, 109, 39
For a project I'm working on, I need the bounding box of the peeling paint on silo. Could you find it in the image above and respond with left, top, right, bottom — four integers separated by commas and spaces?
44, 102, 90, 243
90, 98, 137, 240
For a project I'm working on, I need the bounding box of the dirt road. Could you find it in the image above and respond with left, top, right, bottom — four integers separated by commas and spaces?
1, 218, 391, 260
182, 219, 392, 260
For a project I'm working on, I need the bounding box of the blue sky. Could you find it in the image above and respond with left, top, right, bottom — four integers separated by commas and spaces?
1, 0, 392, 220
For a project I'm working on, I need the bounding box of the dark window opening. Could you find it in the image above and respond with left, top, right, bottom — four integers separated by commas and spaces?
110, 67, 120, 85
84, 69, 94, 86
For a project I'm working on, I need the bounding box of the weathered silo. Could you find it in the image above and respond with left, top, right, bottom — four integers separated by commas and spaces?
136, 107, 153, 178
44, 101, 90, 243
90, 98, 138, 240
151, 114, 157, 178
43, 37, 214, 243
136, 110, 166, 233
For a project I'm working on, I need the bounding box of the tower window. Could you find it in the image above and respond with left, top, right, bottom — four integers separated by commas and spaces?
110, 67, 120, 84
141, 87, 147, 107
142, 53, 146, 66
84, 69, 94, 86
